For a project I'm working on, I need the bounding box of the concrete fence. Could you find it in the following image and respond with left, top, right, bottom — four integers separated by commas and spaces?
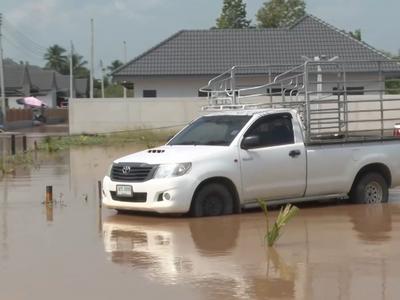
69, 98, 209, 135
69, 96, 400, 135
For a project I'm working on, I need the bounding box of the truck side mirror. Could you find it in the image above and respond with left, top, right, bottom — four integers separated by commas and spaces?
241, 135, 260, 150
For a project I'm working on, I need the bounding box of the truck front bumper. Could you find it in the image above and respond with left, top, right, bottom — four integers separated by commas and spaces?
102, 176, 196, 214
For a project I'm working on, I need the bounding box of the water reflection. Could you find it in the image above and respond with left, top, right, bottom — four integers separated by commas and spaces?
1, 142, 400, 299
348, 204, 392, 242
103, 203, 400, 300
1, 176, 8, 260
102, 214, 302, 299
189, 217, 239, 256
45, 203, 53, 222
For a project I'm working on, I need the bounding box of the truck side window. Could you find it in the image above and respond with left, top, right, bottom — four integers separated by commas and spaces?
245, 114, 294, 148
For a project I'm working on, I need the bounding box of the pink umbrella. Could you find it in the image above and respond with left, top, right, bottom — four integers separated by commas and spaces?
17, 97, 48, 108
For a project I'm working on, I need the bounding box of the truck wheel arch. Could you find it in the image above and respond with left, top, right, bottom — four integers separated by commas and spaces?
191, 177, 241, 214
351, 163, 392, 193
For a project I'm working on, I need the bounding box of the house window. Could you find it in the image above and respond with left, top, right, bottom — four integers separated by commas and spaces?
198, 90, 209, 97
347, 87, 364, 95
333, 87, 364, 96
143, 90, 157, 98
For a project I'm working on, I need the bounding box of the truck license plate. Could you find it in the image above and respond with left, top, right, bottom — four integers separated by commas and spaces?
116, 185, 133, 197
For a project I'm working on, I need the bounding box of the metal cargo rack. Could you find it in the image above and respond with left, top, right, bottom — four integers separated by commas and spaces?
199, 60, 400, 145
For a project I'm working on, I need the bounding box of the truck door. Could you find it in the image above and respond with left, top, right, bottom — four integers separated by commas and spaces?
239, 113, 306, 201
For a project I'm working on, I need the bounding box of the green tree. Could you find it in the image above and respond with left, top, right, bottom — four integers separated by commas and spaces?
256, 0, 306, 28
216, 0, 251, 29
107, 60, 124, 74
70, 53, 89, 78
349, 29, 362, 41
59, 53, 89, 78
44, 44, 68, 73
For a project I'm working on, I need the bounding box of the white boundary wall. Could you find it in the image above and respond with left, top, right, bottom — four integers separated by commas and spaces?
69, 96, 400, 135
69, 98, 209, 135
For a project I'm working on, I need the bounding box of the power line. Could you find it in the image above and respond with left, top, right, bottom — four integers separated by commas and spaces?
3, 34, 45, 60
3, 17, 48, 52
3, 28, 47, 56
2, 27, 47, 56
3, 34, 45, 57
3, 34, 46, 56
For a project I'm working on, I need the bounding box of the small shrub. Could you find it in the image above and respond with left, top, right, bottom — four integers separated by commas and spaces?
257, 199, 299, 247
386, 79, 400, 94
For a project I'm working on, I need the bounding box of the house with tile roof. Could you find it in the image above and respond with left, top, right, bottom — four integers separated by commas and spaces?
112, 15, 400, 98
3, 64, 31, 97
2, 60, 88, 108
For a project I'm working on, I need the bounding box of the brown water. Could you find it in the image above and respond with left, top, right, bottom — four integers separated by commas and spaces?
1, 145, 400, 300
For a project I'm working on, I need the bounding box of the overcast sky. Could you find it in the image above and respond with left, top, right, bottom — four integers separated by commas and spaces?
2, 0, 399, 76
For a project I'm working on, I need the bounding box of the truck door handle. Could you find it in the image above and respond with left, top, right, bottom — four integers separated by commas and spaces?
289, 150, 301, 158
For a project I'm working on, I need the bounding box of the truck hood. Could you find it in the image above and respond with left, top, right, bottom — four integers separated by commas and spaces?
114, 145, 231, 165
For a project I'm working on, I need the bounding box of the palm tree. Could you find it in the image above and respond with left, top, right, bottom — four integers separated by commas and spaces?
70, 53, 89, 78
44, 44, 68, 73
107, 60, 124, 74
55, 52, 89, 77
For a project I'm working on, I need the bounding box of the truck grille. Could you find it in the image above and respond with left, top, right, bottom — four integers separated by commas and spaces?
110, 191, 147, 202
111, 163, 157, 182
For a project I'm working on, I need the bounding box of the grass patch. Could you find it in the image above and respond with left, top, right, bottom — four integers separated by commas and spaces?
38, 129, 175, 152
0, 152, 34, 175
258, 199, 299, 247
0, 129, 174, 173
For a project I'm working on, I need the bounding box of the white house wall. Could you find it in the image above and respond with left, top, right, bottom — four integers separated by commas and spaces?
131, 72, 383, 98
37, 89, 57, 108
133, 76, 211, 98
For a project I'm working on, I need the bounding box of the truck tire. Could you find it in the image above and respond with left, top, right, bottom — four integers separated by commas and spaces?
350, 172, 388, 204
190, 183, 233, 217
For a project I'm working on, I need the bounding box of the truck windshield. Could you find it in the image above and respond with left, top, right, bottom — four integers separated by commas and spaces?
168, 115, 251, 146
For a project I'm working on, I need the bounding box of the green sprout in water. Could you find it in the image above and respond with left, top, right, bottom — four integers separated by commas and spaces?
257, 199, 299, 247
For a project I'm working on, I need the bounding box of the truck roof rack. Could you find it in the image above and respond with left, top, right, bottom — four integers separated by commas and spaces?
200, 59, 400, 144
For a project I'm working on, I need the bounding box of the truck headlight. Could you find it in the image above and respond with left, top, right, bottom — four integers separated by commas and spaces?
154, 163, 192, 179
107, 163, 113, 177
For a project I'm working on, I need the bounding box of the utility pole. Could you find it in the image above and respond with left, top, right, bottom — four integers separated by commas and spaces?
69, 40, 74, 101
123, 40, 127, 98
0, 13, 6, 127
100, 60, 105, 98
90, 18, 94, 99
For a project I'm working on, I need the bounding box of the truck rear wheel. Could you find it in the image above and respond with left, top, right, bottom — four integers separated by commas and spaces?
190, 183, 233, 217
350, 172, 388, 204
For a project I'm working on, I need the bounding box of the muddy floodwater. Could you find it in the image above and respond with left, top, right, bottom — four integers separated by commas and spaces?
1, 144, 400, 300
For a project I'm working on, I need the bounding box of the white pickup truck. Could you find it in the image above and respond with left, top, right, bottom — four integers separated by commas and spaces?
102, 108, 400, 217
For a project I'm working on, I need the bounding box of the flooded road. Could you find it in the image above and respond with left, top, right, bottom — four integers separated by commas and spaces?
1, 145, 400, 300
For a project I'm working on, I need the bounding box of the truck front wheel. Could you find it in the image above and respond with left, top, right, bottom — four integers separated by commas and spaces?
190, 183, 233, 217
350, 172, 388, 204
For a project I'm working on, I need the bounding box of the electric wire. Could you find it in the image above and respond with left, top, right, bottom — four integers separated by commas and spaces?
2, 27, 47, 57
3, 17, 48, 52
3, 34, 46, 58
3, 35, 45, 61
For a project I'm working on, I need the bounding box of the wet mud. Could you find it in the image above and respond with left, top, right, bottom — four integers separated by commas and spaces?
1, 145, 400, 300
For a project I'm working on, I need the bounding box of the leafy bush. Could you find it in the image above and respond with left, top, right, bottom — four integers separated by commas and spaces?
258, 199, 299, 247
386, 79, 400, 94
